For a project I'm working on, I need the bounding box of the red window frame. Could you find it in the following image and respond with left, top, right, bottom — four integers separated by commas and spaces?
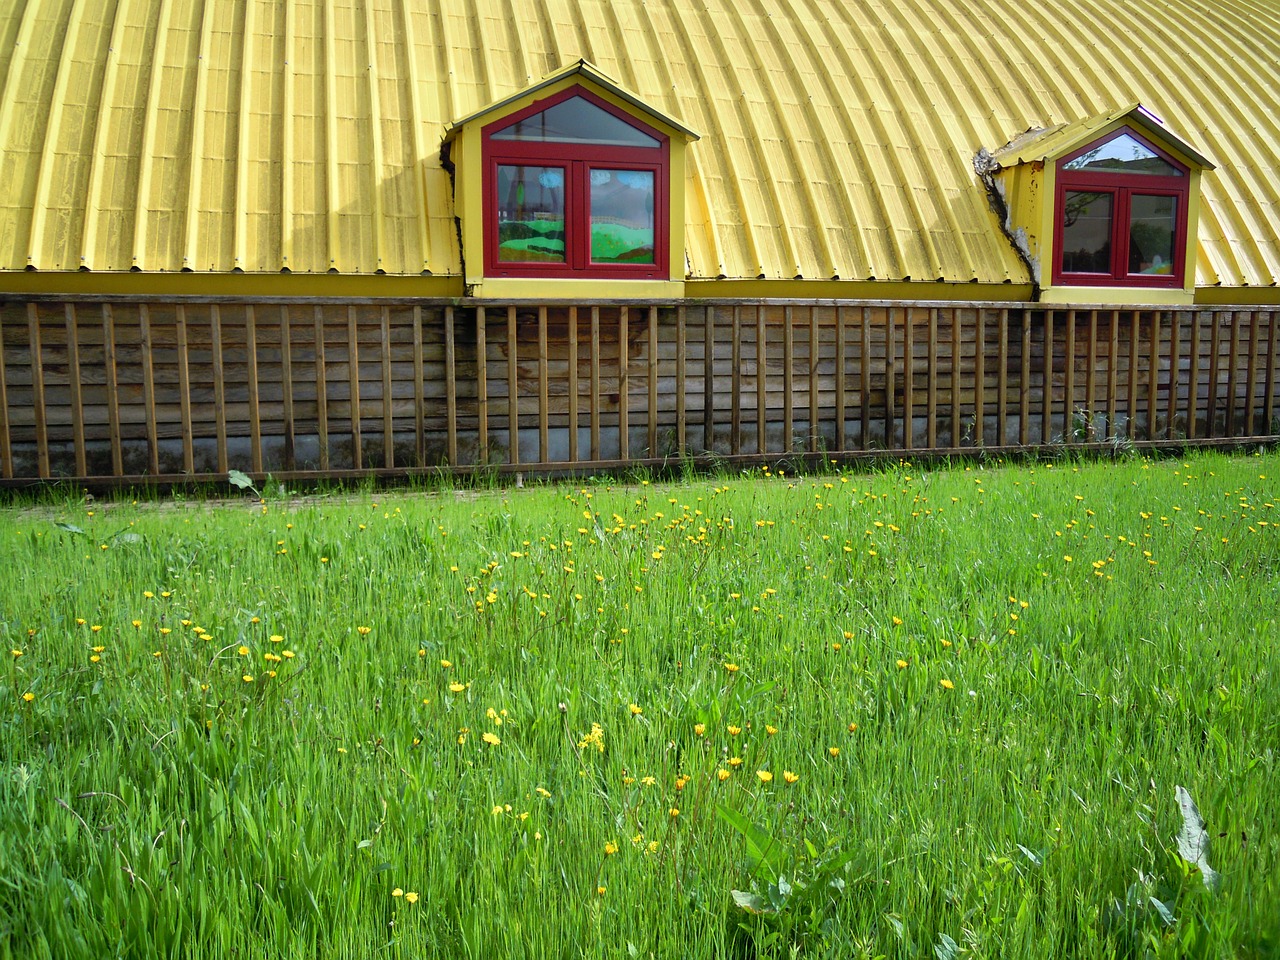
482, 86, 670, 280
1052, 128, 1190, 288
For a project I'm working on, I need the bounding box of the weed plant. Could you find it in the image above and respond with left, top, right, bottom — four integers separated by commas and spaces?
1, 452, 1277, 959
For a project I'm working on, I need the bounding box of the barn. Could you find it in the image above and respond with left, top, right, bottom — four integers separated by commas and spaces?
0, 0, 1277, 482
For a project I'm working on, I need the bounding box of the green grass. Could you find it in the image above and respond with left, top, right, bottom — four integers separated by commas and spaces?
2, 451, 1278, 959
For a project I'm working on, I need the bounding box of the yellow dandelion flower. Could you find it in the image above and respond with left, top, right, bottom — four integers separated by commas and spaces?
440, 659, 453, 668
482, 731, 501, 746
756, 770, 774, 783
694, 723, 705, 736
847, 722, 858, 732
238, 646, 250, 656
828, 747, 840, 757
892, 616, 903, 626
242, 675, 254, 683
669, 807, 680, 818
536, 787, 552, 798
90, 625, 102, 633
76, 618, 86, 625
392, 888, 404, 898
783, 771, 799, 784
940, 679, 955, 690
896, 659, 908, 669
143, 593, 154, 600
404, 892, 418, 904
131, 620, 142, 629
728, 756, 743, 767
22, 691, 35, 703
765, 725, 778, 735
629, 703, 643, 715
491, 805, 504, 816
717, 768, 732, 781
89, 655, 101, 663
604, 841, 618, 856
357, 626, 372, 635
10, 649, 21, 658
597, 886, 607, 896
724, 662, 739, 673
647, 840, 659, 854
727, 724, 741, 736
270, 635, 283, 644
283, 650, 295, 659
158, 627, 171, 636
449, 682, 466, 693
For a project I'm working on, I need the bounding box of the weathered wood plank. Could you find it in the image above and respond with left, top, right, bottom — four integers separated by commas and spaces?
0, 314, 10, 478
1064, 310, 1076, 443
1019, 311, 1031, 446
27, 304, 49, 476
1225, 310, 1240, 435
475, 306, 488, 463
834, 305, 846, 451
861, 306, 872, 451
568, 306, 579, 462
783, 306, 794, 453
648, 306, 658, 456
974, 308, 985, 446
808, 305, 819, 453
885, 307, 897, 447
418, 305, 429, 467
279, 305, 295, 470
246, 305, 263, 473
926, 307, 937, 448
102, 304, 124, 474
675, 305, 686, 454
731, 306, 742, 455
1187, 310, 1201, 440
1245, 310, 1259, 436
950, 307, 961, 447
1264, 309, 1277, 434
704, 306, 714, 452
619, 306, 629, 461
538, 306, 549, 463
313, 305, 329, 471
1085, 310, 1097, 440
757, 305, 767, 454
64, 304, 86, 476
1106, 310, 1119, 440
139, 304, 159, 475
1042, 309, 1053, 444
1166, 309, 1180, 440
903, 306, 914, 450
997, 308, 1008, 444
591, 306, 601, 460
1206, 311, 1221, 438
347, 305, 362, 470
507, 306, 518, 465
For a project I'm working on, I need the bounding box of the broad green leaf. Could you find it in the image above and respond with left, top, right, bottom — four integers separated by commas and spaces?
53, 521, 86, 536
730, 889, 772, 915
1175, 785, 1219, 892
228, 469, 257, 491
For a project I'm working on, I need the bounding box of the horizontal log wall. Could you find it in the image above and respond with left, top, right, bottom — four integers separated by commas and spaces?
0, 301, 1276, 483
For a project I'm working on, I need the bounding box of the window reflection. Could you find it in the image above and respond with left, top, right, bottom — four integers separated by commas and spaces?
496, 165, 565, 263
1129, 195, 1177, 275
590, 169, 655, 264
1061, 191, 1113, 273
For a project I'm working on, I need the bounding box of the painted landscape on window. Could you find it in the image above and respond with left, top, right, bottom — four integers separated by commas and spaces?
589, 169, 655, 264
496, 165, 566, 262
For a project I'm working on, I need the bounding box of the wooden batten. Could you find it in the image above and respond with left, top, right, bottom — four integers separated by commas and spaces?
0, 313, 10, 478
278, 306, 295, 470
381, 306, 394, 469
731, 306, 741, 455
647, 306, 658, 457
567, 306, 579, 462
314, 305, 330, 471
538, 306, 549, 464
507, 306, 518, 465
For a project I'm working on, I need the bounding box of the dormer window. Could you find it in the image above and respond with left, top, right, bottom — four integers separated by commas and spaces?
1053, 128, 1190, 287
482, 87, 669, 280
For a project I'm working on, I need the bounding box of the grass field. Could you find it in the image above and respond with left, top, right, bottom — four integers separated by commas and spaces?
2, 451, 1278, 959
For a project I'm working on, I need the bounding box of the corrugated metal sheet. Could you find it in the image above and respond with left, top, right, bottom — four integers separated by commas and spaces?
1, 0, 1279, 286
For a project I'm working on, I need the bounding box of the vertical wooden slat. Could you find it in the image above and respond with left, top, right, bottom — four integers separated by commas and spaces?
568, 307, 579, 462
731, 306, 742, 455
1063, 310, 1076, 443
974, 309, 985, 446
1085, 311, 1098, 441
647, 306, 658, 457
619, 306, 630, 461
1263, 310, 1277, 434
507, 306, 518, 465
675, 306, 686, 455
926, 307, 937, 449
757, 305, 767, 454
1019, 311, 1031, 446
902, 306, 914, 450
783, 306, 794, 453
279, 306, 295, 471
0, 315, 11, 478
1041, 309, 1054, 444
475, 307, 488, 463
1206, 311, 1221, 437
703, 306, 714, 452
442, 306, 455, 466
64, 305, 86, 476
1245, 310, 1259, 436
1225, 311, 1240, 435
1127, 312, 1141, 440
413, 307, 425, 467
26, 304, 48, 477
835, 306, 846, 452
861, 306, 872, 451
996, 308, 1008, 445
380, 306, 393, 469
208, 305, 226, 476
347, 305, 362, 470
1106, 310, 1119, 440
246, 305, 262, 473
1186, 310, 1201, 440
1147, 311, 1161, 441
885, 308, 897, 448
102, 305, 123, 475
1166, 309, 1181, 440
808, 306, 819, 453
138, 304, 159, 476
538, 306, 549, 464
950, 308, 961, 447
313, 306, 328, 471
590, 307, 601, 460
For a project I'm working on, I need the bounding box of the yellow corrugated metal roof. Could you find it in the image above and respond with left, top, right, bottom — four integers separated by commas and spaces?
2, 0, 1279, 287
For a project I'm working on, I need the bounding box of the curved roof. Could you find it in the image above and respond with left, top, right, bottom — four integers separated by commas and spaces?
1, 0, 1278, 287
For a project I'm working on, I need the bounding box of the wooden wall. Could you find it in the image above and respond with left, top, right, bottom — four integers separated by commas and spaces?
0, 300, 1276, 483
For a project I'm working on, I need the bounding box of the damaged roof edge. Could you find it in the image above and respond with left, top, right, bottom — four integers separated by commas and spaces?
990, 103, 1215, 170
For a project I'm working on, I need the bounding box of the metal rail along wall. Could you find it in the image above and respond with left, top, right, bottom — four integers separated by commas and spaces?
0, 300, 1276, 484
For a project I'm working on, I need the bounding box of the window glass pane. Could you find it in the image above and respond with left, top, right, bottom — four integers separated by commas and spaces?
1129, 195, 1177, 275
492, 97, 660, 147
1063, 133, 1182, 175
1061, 191, 1113, 273
496, 165, 565, 263
590, 169, 655, 264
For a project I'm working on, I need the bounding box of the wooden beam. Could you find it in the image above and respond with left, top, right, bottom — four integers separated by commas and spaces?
731, 306, 741, 455
885, 308, 896, 448
1127, 312, 1141, 439
1206, 311, 1221, 438
950, 307, 961, 447
415, 305, 426, 466
1041, 309, 1054, 444
1085, 311, 1097, 441
568, 306, 579, 461
26, 304, 48, 477
1245, 310, 1259, 436
676, 306, 685, 454
64, 304, 86, 476
619, 307, 629, 461
808, 305, 819, 453
783, 306, 794, 453
347, 305, 362, 469
757, 305, 767, 454
279, 306, 295, 470
926, 307, 937, 449
1064, 310, 1076, 443
704, 306, 714, 452
974, 308, 985, 446
538, 306, 549, 464
139, 304, 159, 475
314, 305, 329, 471
834, 305, 846, 452
476, 306, 488, 464
1187, 310, 1202, 440
1147, 311, 1161, 441
1225, 310, 1240, 435
1263, 310, 1277, 435
647, 306, 658, 457
1019, 311, 1030, 446
246, 305, 262, 473
1107, 311, 1119, 441
902, 306, 914, 450
507, 306, 518, 465
381, 305, 393, 468
861, 306, 871, 451
996, 309, 1008, 445
590, 307, 601, 460
443, 306, 456, 466
208, 305, 226, 476
1166, 309, 1181, 440
102, 304, 123, 475
0, 313, 10, 478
